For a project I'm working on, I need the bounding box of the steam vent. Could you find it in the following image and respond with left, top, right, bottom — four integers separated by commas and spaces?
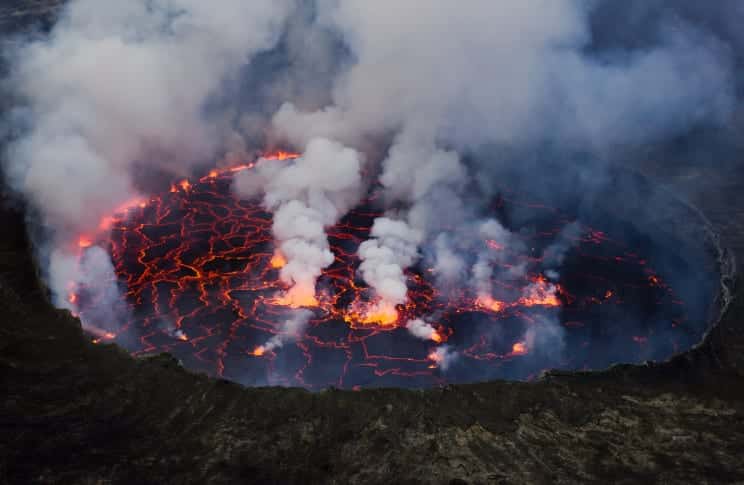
2, 1, 744, 484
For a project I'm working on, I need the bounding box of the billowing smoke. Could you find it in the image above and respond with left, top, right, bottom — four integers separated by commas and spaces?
471, 219, 526, 306
428, 345, 457, 371
50, 245, 121, 327
406, 318, 439, 342
233, 137, 362, 305
1, 0, 740, 383
274, 0, 732, 153
7, 0, 294, 231
254, 309, 313, 355
356, 217, 422, 323
271, 0, 732, 336
355, 133, 468, 320
2, 0, 295, 325
541, 222, 582, 281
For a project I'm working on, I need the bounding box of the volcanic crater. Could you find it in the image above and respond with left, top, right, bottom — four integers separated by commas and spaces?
67, 157, 723, 390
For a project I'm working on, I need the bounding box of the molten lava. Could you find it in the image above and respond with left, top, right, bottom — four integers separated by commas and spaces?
77, 236, 93, 248
511, 342, 528, 355
270, 286, 319, 309
67, 152, 692, 389
345, 301, 400, 327
476, 295, 506, 313
269, 250, 286, 269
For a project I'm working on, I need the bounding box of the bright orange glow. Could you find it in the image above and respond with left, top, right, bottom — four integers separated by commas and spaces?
170, 180, 192, 193
262, 150, 301, 161
345, 301, 399, 326
78, 236, 93, 248
91, 331, 116, 345
228, 163, 253, 173
66, 153, 688, 390
511, 342, 528, 355
520, 293, 560, 307
270, 250, 287, 269
519, 279, 560, 307
96, 197, 148, 230
98, 217, 116, 230
476, 295, 506, 313
114, 197, 147, 213
272, 286, 319, 308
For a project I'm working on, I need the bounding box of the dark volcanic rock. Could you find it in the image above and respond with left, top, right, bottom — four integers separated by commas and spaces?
2, 192, 744, 484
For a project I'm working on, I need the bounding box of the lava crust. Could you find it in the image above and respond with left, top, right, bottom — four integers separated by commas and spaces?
68, 161, 714, 389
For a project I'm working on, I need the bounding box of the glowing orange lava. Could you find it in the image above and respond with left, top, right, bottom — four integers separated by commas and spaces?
345, 301, 399, 327
64, 151, 690, 389
269, 250, 287, 269
264, 150, 300, 161
476, 295, 506, 313
271, 286, 319, 308
518, 278, 560, 307
511, 342, 528, 355
77, 236, 93, 248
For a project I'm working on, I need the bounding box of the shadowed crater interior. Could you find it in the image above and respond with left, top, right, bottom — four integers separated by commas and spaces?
68, 163, 721, 389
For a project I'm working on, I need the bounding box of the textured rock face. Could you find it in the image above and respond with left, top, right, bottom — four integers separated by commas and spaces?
2, 3, 744, 484
2, 231, 744, 485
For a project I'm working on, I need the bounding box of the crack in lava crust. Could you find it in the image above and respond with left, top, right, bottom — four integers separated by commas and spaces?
69, 160, 694, 389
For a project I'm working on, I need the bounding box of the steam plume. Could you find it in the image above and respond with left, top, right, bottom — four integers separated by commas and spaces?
234, 137, 362, 306
273, 0, 732, 326
3, 0, 294, 316
255, 309, 313, 355
1, 0, 739, 382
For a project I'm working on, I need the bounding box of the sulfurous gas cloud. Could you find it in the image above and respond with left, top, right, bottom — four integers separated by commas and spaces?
1, 0, 739, 379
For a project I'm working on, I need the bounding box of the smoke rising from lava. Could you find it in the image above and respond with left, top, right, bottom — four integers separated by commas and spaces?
2, 0, 294, 317
233, 137, 362, 307
0, 0, 739, 385
254, 309, 313, 356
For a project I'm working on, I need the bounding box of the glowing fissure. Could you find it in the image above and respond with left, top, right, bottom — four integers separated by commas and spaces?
66, 157, 688, 388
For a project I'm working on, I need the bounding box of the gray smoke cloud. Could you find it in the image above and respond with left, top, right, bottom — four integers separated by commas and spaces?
2, 0, 295, 320
1, 0, 739, 379
256, 308, 313, 354
271, 0, 733, 326
233, 137, 362, 305
274, 0, 732, 151
406, 318, 437, 341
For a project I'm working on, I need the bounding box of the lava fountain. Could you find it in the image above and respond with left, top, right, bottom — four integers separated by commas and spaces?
66, 154, 719, 389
